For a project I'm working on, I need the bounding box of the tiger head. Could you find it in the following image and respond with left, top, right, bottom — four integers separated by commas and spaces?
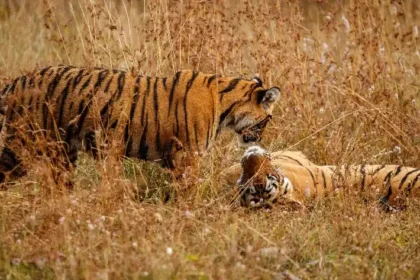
217, 77, 280, 144
237, 146, 292, 208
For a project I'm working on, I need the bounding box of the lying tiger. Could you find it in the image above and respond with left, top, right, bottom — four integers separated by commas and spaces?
226, 146, 420, 210
0, 66, 280, 183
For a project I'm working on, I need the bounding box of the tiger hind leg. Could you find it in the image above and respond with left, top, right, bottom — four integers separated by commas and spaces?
0, 147, 26, 188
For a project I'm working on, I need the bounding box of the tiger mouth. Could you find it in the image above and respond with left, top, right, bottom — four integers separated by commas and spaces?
240, 115, 272, 143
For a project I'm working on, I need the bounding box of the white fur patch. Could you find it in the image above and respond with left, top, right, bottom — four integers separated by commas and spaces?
243, 145, 268, 159
280, 177, 293, 195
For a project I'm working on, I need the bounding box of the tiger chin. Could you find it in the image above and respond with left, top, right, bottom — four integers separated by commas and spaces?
230, 146, 420, 211
0, 66, 280, 185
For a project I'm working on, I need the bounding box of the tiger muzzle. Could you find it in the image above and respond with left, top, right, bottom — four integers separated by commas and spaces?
241, 115, 272, 143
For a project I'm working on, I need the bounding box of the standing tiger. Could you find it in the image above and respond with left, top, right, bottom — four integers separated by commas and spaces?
225, 146, 420, 210
0, 66, 280, 183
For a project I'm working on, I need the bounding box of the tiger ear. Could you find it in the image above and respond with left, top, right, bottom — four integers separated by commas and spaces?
251, 76, 263, 87
258, 87, 280, 109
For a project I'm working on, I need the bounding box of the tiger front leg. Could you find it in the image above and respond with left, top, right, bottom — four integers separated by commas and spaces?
163, 136, 200, 189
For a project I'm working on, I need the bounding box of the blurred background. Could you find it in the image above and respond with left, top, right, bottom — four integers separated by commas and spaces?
1, 1, 420, 279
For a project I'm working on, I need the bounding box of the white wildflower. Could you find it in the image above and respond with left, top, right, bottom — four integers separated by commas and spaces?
235, 262, 246, 269
341, 14, 350, 33
413, 25, 419, 38
304, 181, 311, 198
166, 247, 173, 255
393, 146, 401, 154
154, 213, 163, 222
87, 221, 95, 231
58, 217, 66, 224
184, 210, 194, 218
260, 247, 279, 257
390, 5, 397, 15
132, 242, 138, 248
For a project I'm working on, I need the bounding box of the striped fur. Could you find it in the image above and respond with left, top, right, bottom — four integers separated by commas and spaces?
0, 66, 280, 182
227, 146, 420, 210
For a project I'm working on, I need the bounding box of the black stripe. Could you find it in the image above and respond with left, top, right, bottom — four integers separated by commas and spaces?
94, 70, 109, 90
28, 76, 35, 88
394, 165, 403, 176
115, 72, 126, 100
27, 96, 34, 109
175, 100, 180, 136
279, 155, 304, 166
138, 121, 149, 159
141, 77, 151, 125
168, 71, 181, 117
100, 90, 118, 128
202, 76, 208, 86
125, 135, 133, 156
407, 174, 420, 196
8, 100, 16, 121
75, 93, 94, 135
398, 168, 420, 190
372, 165, 386, 176
104, 74, 114, 92
153, 78, 161, 150
80, 75, 93, 91
43, 69, 68, 128
219, 78, 241, 101
9, 78, 18, 93
206, 119, 211, 149
283, 182, 290, 195
382, 170, 394, 201
16, 96, 24, 117
38, 66, 53, 87
20, 76, 27, 91
360, 165, 366, 190
1, 84, 10, 95
321, 169, 327, 190
129, 76, 142, 123
69, 101, 74, 112
194, 123, 199, 148
39, 66, 52, 77
72, 69, 86, 89
281, 155, 317, 188
162, 77, 167, 92
218, 101, 240, 128
124, 122, 130, 144
126, 76, 141, 156
183, 72, 199, 147
57, 77, 74, 128
110, 120, 118, 129
207, 74, 217, 88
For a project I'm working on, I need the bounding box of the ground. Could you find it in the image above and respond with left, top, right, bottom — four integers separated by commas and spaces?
0, 0, 420, 279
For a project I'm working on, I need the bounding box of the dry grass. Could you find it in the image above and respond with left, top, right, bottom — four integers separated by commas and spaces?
1, 0, 420, 279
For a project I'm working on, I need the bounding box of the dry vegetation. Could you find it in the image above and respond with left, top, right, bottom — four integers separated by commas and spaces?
0, 0, 420, 279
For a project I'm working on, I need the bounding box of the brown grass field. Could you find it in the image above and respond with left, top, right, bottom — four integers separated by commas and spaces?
1, 0, 420, 279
